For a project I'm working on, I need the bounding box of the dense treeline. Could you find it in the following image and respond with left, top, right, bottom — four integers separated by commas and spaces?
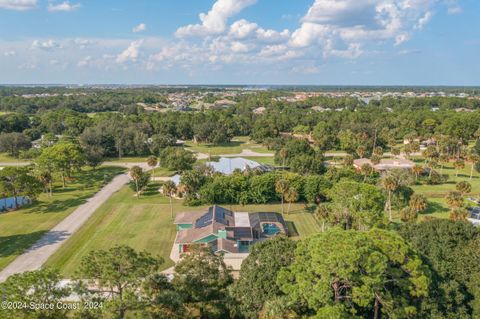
1, 93, 480, 161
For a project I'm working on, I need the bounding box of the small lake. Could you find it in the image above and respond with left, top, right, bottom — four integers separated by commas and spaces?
0, 196, 31, 212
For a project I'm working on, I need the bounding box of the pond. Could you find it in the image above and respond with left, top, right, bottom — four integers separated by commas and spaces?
0, 196, 31, 212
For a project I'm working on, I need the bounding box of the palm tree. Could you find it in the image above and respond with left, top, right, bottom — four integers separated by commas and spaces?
129, 166, 144, 199
446, 191, 464, 209
316, 204, 331, 232
453, 159, 465, 178
456, 181, 472, 196
284, 188, 299, 215
343, 155, 354, 167
438, 153, 449, 174
278, 148, 288, 168
391, 147, 400, 158
449, 207, 468, 221
361, 164, 373, 182
146, 156, 158, 180
403, 144, 412, 159
373, 146, 383, 157
380, 175, 397, 221
468, 153, 480, 179
356, 145, 366, 158
37, 171, 53, 197
275, 179, 289, 216
162, 181, 176, 220
409, 193, 428, 213
411, 165, 424, 183
370, 154, 381, 166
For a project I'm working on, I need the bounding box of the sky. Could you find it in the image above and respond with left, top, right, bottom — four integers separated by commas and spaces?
0, 0, 479, 85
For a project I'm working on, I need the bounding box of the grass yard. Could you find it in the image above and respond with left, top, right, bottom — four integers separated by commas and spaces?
242, 156, 276, 165
103, 156, 151, 163
410, 159, 480, 220
185, 136, 270, 155
46, 184, 321, 277
150, 166, 176, 177
0, 166, 125, 271
0, 153, 28, 163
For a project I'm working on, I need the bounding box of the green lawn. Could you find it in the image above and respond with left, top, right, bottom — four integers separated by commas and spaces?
185, 136, 270, 155
46, 185, 320, 277
242, 156, 276, 165
103, 156, 151, 163
0, 166, 125, 271
150, 167, 176, 177
410, 160, 480, 220
0, 153, 28, 163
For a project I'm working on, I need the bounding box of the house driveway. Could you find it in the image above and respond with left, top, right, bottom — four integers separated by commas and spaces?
0, 173, 130, 283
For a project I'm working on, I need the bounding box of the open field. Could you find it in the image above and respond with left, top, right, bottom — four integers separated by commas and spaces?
410, 159, 480, 220
0, 166, 125, 271
46, 183, 321, 277
103, 156, 151, 163
184, 136, 271, 155
0, 153, 28, 163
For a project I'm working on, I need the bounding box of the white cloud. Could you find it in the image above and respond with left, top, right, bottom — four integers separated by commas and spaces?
116, 40, 143, 64
395, 33, 410, 46
444, 0, 462, 14
230, 41, 251, 53
0, 0, 36, 10
32, 39, 61, 50
291, 65, 320, 74
415, 11, 433, 30
47, 1, 80, 12
175, 0, 257, 37
133, 23, 147, 33
77, 55, 91, 67
290, 22, 330, 48
229, 19, 258, 39
286, 0, 438, 58
3, 50, 16, 57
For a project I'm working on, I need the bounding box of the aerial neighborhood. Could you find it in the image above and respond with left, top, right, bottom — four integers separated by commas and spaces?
1, 0, 480, 318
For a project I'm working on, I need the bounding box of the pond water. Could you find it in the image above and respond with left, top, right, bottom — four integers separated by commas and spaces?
0, 196, 30, 212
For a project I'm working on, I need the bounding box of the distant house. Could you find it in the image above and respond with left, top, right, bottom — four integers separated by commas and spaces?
253, 106, 266, 115
353, 158, 415, 172
468, 207, 480, 226
214, 99, 237, 109
174, 205, 287, 254
205, 157, 272, 175
31, 134, 62, 149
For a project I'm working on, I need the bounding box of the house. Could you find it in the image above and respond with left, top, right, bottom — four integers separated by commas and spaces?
353, 158, 415, 172
468, 207, 480, 226
253, 106, 266, 115
174, 205, 287, 254
205, 157, 272, 175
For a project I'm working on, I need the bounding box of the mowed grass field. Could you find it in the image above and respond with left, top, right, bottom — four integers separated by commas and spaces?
410, 159, 479, 220
0, 153, 29, 162
0, 166, 125, 271
46, 183, 321, 277
184, 136, 271, 155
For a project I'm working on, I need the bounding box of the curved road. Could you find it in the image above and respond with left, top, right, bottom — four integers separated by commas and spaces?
0, 173, 130, 282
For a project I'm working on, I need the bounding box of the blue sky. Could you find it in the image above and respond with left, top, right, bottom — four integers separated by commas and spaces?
0, 0, 478, 85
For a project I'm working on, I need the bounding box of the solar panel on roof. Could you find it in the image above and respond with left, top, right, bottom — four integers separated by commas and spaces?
234, 227, 253, 239
195, 210, 213, 228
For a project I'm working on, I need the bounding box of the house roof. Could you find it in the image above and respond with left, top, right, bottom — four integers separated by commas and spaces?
213, 238, 240, 253
353, 158, 415, 171
205, 157, 270, 175
176, 226, 214, 244
175, 207, 287, 245
174, 209, 208, 225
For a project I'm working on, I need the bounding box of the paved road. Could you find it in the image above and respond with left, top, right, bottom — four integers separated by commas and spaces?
0, 173, 130, 282
0, 162, 31, 167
